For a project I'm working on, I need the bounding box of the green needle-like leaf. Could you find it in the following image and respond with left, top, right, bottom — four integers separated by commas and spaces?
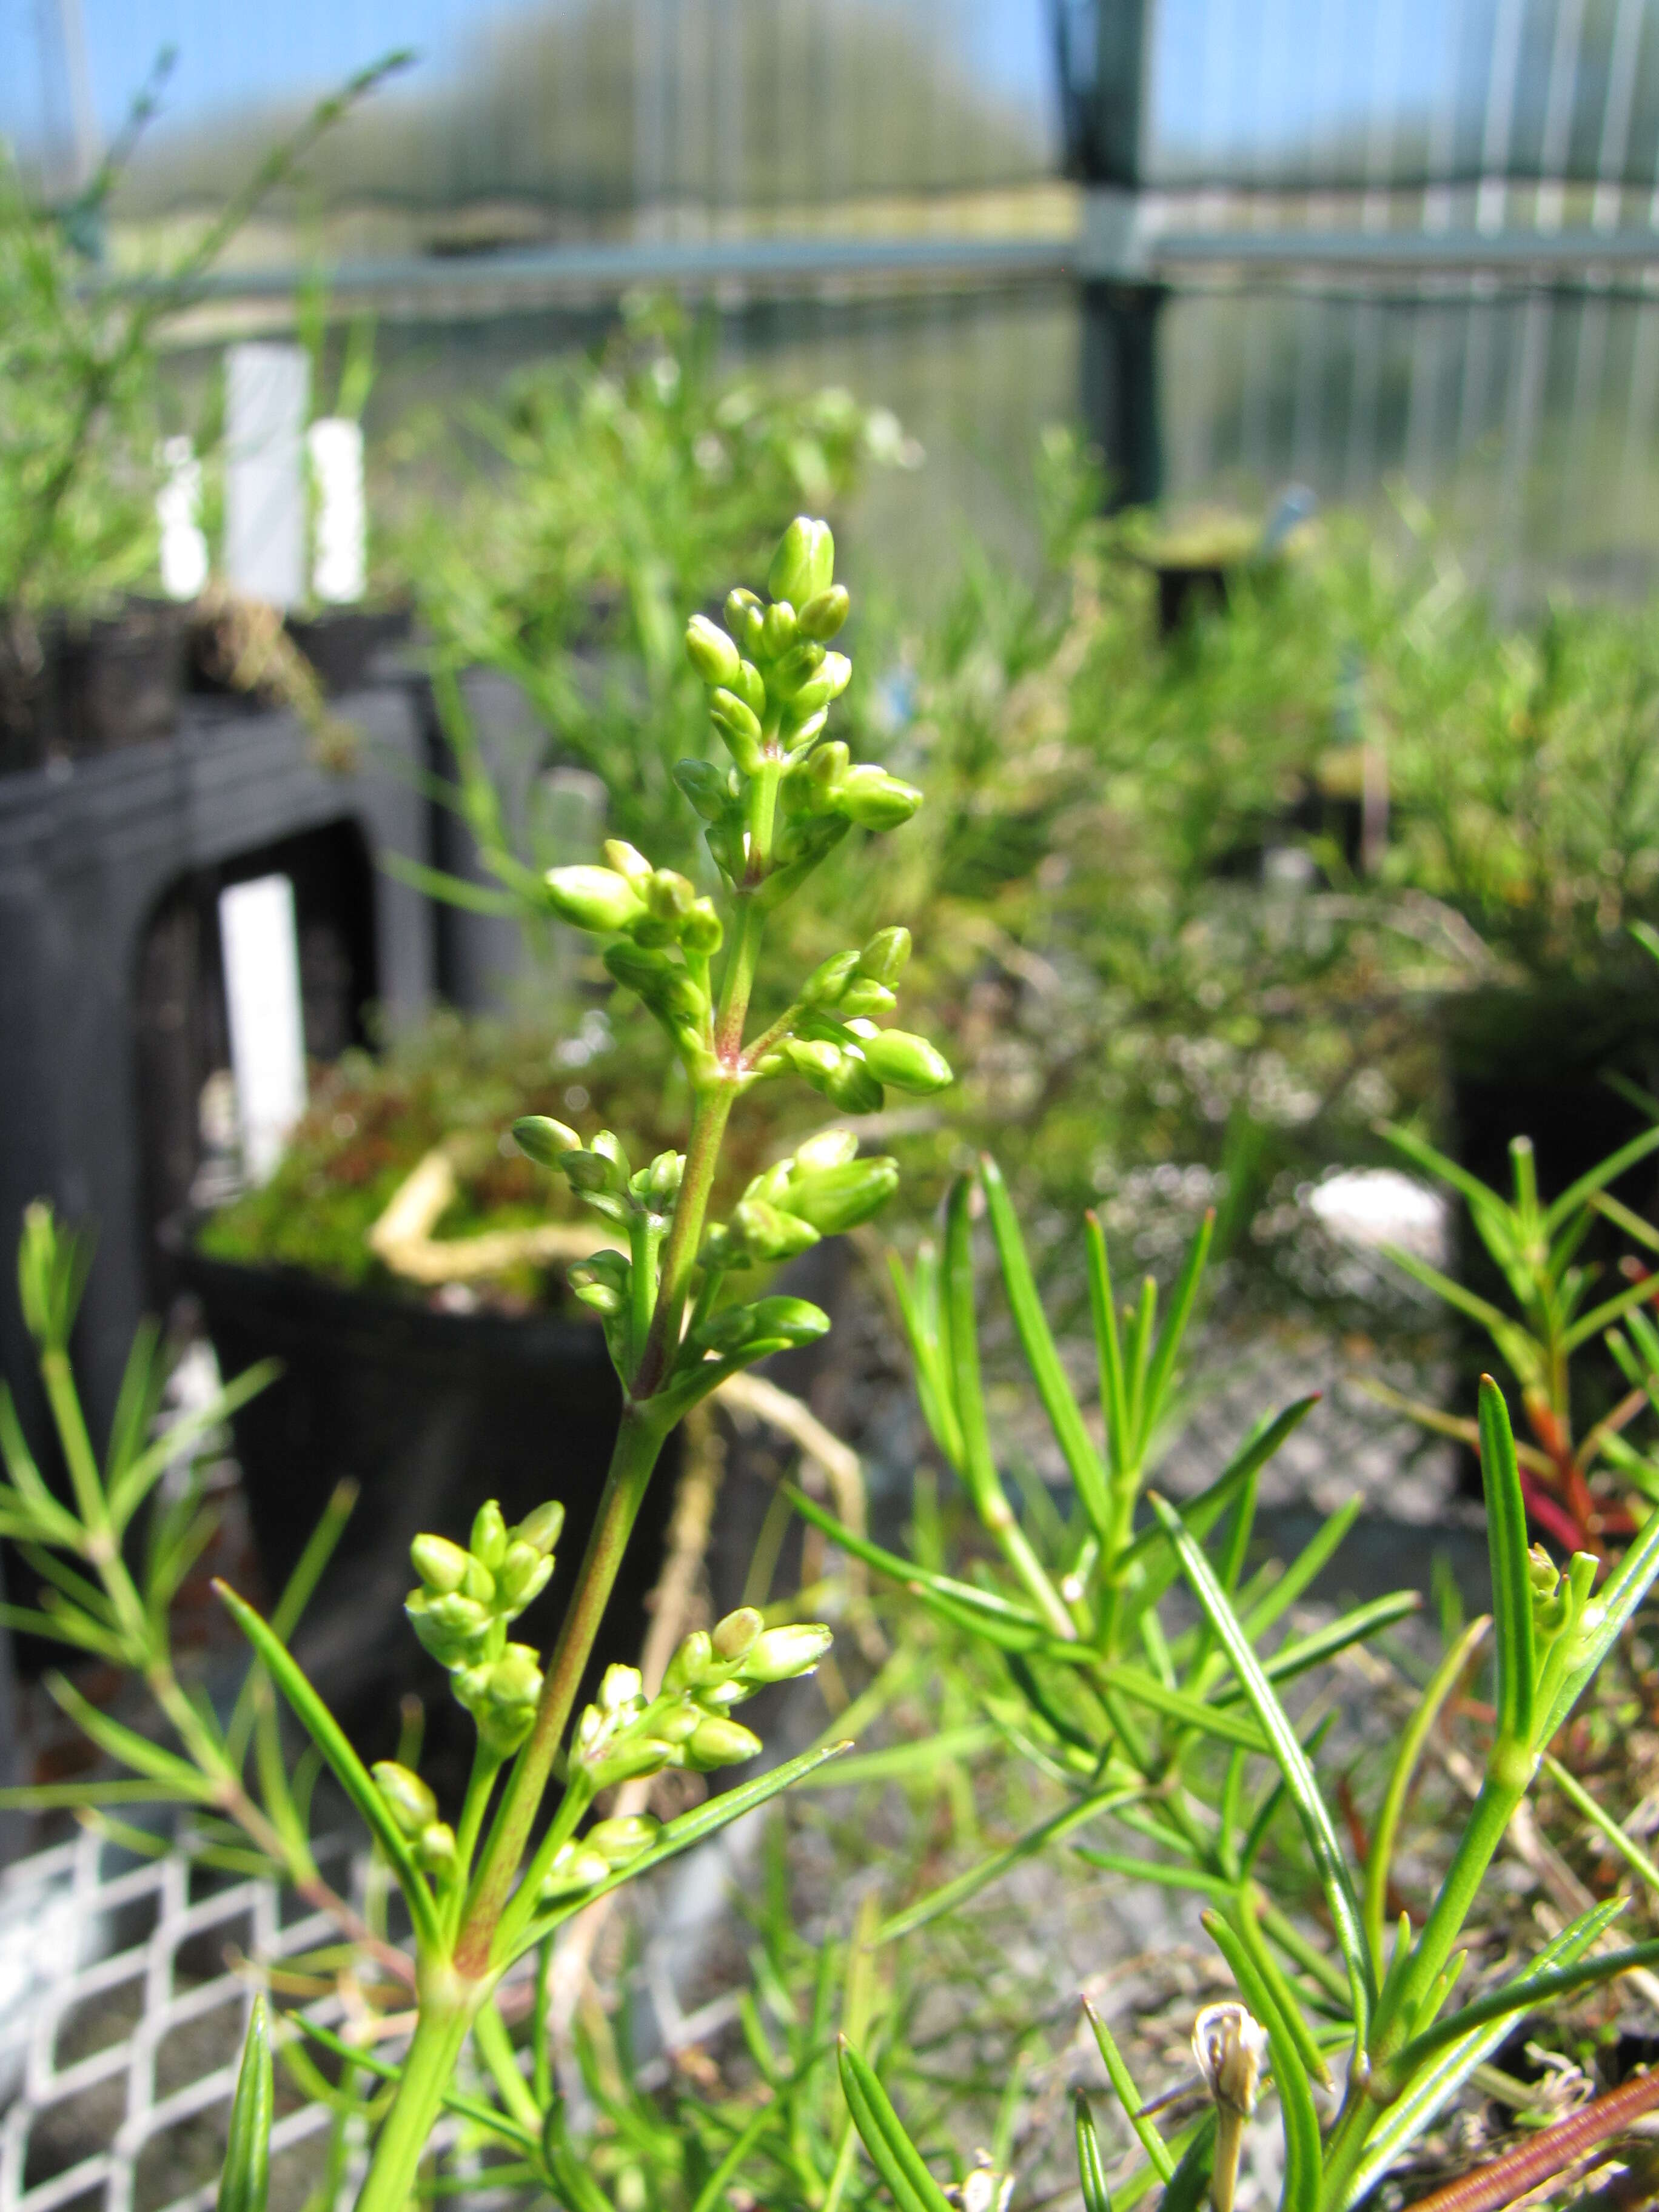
218, 1997, 273, 2212
980, 1155, 1111, 1536
1081, 1999, 1176, 2182
1150, 1492, 1374, 2038
213, 1581, 441, 1951
878, 1780, 1139, 1942
1204, 1911, 1320, 2212
838, 2040, 956, 2212
1475, 1379, 1535, 1755
1075, 2093, 1114, 2212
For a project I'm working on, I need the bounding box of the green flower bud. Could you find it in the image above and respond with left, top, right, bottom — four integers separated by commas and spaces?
410, 1533, 471, 1595
801, 950, 859, 1005
470, 1501, 508, 1572
768, 517, 835, 608
781, 740, 850, 819
785, 1157, 900, 1235
588, 1738, 676, 1791
685, 1715, 763, 1771
601, 840, 652, 885
663, 1629, 715, 1692
545, 865, 646, 935
646, 869, 696, 923
682, 898, 723, 954
797, 585, 851, 642
415, 1822, 458, 1877
372, 1760, 437, 1837
856, 1030, 954, 1095
514, 1500, 565, 1556
839, 977, 896, 1019
674, 758, 733, 822
455, 1644, 544, 1754
699, 1678, 748, 1709
644, 1150, 685, 1206
761, 601, 799, 659
540, 1841, 608, 1897
771, 640, 825, 698
591, 1130, 631, 1181
462, 1556, 495, 1601
685, 612, 741, 688
742, 1296, 831, 1347
600, 1663, 644, 1713
570, 1263, 627, 1316
782, 705, 831, 755
585, 1814, 659, 1868
742, 1623, 834, 1684
603, 941, 677, 999
732, 659, 768, 718
785, 652, 852, 718
837, 766, 923, 831
496, 1540, 554, 1610
857, 926, 912, 984
711, 1606, 764, 1661
793, 1128, 860, 1175
784, 1038, 841, 1090
725, 588, 763, 653
731, 1197, 822, 1262
406, 1588, 492, 1667
563, 1150, 616, 1193
513, 1116, 582, 1168
825, 1053, 885, 1116
710, 689, 766, 774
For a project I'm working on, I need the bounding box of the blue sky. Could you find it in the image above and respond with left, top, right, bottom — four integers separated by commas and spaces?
4, 0, 1057, 166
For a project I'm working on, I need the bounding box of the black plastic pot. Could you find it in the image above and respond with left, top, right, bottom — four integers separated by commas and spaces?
285, 606, 414, 697
0, 597, 188, 773
172, 1239, 674, 1783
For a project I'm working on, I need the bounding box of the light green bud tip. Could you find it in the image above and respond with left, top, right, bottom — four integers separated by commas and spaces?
858, 926, 911, 985
470, 1499, 508, 1570
514, 1116, 581, 1168
411, 1533, 471, 1594
514, 1498, 565, 1555
711, 1606, 763, 1661
856, 1030, 954, 1096
585, 1814, 659, 1868
769, 517, 835, 608
602, 839, 652, 884
743, 1622, 834, 1684
686, 612, 741, 688
372, 1760, 437, 1836
545, 864, 645, 934
686, 1715, 764, 1771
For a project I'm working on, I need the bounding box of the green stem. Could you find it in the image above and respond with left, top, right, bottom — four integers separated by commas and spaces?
1372, 1774, 1526, 2056
353, 1978, 479, 2212
472, 1998, 541, 2134
454, 1405, 668, 1976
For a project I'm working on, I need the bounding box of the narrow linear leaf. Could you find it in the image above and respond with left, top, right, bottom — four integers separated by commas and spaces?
1476, 1380, 1535, 1752
1082, 1999, 1176, 2182
1385, 1937, 1659, 2086
217, 1996, 273, 2212
289, 2016, 537, 2153
1544, 1120, 1659, 1233
1074, 2093, 1114, 2212
839, 2040, 956, 2212
1210, 1592, 1422, 1707
784, 1486, 1044, 1634
980, 1155, 1111, 1535
1149, 1492, 1374, 2037
1142, 1212, 1213, 1438
1542, 1492, 1659, 1742
212, 1581, 440, 1950
1365, 1616, 1491, 1969
1204, 1911, 1320, 2212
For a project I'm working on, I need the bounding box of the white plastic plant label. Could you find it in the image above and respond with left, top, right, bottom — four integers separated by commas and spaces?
307, 416, 366, 604
155, 435, 209, 600
224, 342, 310, 609
218, 874, 307, 1184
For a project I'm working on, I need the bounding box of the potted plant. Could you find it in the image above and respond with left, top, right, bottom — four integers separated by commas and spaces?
175, 326, 924, 1754
0, 60, 405, 773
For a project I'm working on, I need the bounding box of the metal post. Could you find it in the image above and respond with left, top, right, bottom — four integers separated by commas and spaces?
1055, 0, 1165, 508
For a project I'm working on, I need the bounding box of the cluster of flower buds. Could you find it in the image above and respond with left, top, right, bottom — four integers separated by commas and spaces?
513, 1118, 683, 1239
540, 1812, 660, 1902
1529, 1544, 1606, 1727
558, 1607, 831, 1823
752, 931, 952, 1114
541, 839, 722, 1068
679, 517, 920, 888
699, 1129, 899, 1274
404, 1498, 563, 1754
372, 1760, 460, 1879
